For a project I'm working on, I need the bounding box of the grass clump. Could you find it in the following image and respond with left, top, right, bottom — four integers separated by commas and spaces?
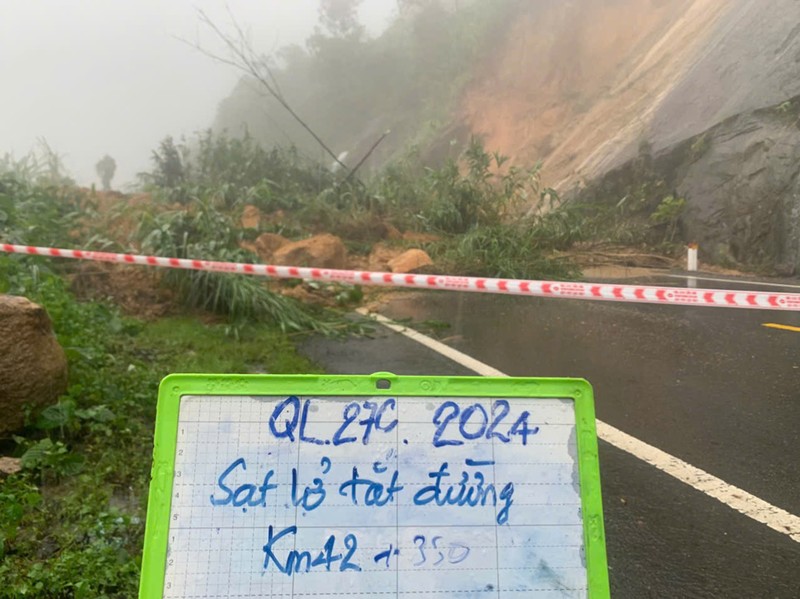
437, 224, 581, 280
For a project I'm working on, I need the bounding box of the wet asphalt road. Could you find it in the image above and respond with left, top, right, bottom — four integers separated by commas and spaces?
302, 274, 800, 598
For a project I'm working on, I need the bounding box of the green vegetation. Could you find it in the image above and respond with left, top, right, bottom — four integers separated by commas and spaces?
650, 195, 686, 244
0, 160, 330, 597
0, 156, 87, 248
0, 258, 319, 598
370, 139, 582, 279
138, 130, 587, 280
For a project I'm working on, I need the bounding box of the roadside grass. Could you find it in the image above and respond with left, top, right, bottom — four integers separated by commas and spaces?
136, 316, 321, 375
431, 223, 582, 280
0, 259, 319, 598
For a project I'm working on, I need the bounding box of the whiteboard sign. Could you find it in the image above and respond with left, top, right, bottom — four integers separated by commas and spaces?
140, 374, 609, 598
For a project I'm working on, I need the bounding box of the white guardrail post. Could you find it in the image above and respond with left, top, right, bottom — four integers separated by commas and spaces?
687, 243, 699, 272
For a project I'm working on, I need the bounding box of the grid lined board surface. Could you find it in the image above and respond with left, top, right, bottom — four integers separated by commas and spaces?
163, 395, 586, 598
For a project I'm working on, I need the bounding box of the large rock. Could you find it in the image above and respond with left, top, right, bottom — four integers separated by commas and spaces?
368, 243, 405, 271
0, 296, 68, 435
240, 204, 262, 229
387, 249, 434, 273
272, 234, 348, 270
254, 233, 291, 261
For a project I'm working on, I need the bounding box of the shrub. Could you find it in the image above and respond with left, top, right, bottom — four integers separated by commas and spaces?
135, 194, 360, 334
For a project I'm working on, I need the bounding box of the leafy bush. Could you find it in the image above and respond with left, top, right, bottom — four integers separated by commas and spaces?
366, 137, 546, 235
419, 139, 540, 233
0, 173, 85, 247
140, 131, 331, 210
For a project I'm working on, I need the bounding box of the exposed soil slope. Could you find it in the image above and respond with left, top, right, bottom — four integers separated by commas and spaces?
457, 0, 800, 270
460, 0, 800, 192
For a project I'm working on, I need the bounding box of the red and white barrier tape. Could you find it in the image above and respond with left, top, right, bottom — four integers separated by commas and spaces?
2, 243, 799, 311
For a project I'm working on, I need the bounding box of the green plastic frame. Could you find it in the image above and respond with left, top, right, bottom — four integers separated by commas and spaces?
139, 372, 610, 598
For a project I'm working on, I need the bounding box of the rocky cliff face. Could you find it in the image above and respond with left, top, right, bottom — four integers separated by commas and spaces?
647, 0, 800, 154
460, 0, 800, 270
574, 97, 800, 272
669, 101, 800, 272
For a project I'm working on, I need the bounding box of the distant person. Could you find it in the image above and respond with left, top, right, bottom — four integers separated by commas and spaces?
95, 154, 116, 191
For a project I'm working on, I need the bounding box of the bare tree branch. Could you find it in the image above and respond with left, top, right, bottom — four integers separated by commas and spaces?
343, 130, 391, 185
223, 5, 285, 100
185, 8, 350, 173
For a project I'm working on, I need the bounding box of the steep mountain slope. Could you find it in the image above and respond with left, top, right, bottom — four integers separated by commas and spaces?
461, 0, 720, 184
213, 0, 800, 270
459, 0, 800, 270
462, 0, 800, 187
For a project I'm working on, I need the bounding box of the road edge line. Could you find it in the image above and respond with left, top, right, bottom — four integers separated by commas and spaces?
358, 309, 800, 543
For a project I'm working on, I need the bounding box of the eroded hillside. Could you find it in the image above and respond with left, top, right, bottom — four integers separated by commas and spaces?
457, 0, 800, 269
214, 0, 800, 270
461, 0, 800, 189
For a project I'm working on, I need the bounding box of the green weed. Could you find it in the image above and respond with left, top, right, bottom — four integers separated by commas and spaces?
650, 195, 686, 244
435, 224, 581, 280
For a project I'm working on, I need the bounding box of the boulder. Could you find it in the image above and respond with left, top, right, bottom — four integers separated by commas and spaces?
240, 204, 262, 229
0, 296, 68, 436
0, 457, 21, 475
387, 249, 434, 273
254, 233, 291, 261
272, 234, 348, 270
368, 243, 405, 271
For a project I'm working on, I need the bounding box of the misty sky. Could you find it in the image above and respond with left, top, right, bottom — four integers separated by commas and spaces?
0, 1, 395, 188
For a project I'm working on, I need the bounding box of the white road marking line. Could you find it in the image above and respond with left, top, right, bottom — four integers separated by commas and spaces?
359, 308, 800, 543
664, 274, 800, 290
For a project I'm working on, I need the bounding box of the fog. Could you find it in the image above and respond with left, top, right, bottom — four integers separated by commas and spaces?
0, 1, 395, 188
